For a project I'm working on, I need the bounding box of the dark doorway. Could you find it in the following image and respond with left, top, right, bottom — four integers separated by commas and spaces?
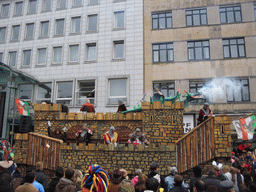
0, 92, 6, 137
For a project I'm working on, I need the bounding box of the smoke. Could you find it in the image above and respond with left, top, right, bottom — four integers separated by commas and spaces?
198, 78, 243, 100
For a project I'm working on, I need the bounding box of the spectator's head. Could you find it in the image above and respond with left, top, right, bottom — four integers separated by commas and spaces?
65, 167, 75, 180
81, 164, 109, 192
36, 162, 43, 171
135, 174, 148, 187
55, 166, 64, 178
118, 179, 135, 192
193, 166, 202, 177
150, 163, 158, 171
194, 179, 206, 192
169, 166, 178, 176
206, 185, 218, 192
203, 103, 209, 109
220, 180, 234, 192
24, 172, 35, 183
26, 166, 33, 173
134, 169, 142, 176
120, 169, 128, 180
110, 126, 115, 134
145, 178, 159, 192
110, 169, 123, 184
174, 174, 183, 186
73, 169, 83, 183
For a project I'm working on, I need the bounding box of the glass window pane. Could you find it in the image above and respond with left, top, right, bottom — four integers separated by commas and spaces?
2, 4, 9, 17
152, 19, 158, 29
0, 53, 3, 63
188, 42, 194, 47
168, 50, 173, 61
15, 2, 23, 16
195, 42, 202, 47
19, 84, 33, 100
200, 9, 206, 13
201, 14, 207, 25
186, 11, 192, 15
186, 15, 192, 26
89, 0, 98, 5
110, 79, 126, 96
69, 45, 79, 62
188, 48, 194, 60
193, 10, 199, 14
220, 12, 226, 23
167, 43, 173, 49
235, 11, 241, 22
193, 14, 200, 26
195, 47, 203, 60
38, 48, 46, 64
238, 38, 244, 44
44, 0, 51, 11
230, 45, 238, 58
29, 0, 37, 14
159, 18, 165, 29
56, 19, 64, 35
73, 0, 82, 6
12, 26, 20, 41
114, 42, 124, 58
242, 86, 249, 101
88, 15, 97, 31
202, 41, 209, 46
230, 39, 236, 44
152, 14, 158, 18
23, 50, 31, 66
160, 44, 166, 49
238, 45, 245, 57
41, 21, 49, 37
57, 82, 73, 98
227, 7, 233, 11
37, 83, 52, 99
57, 0, 66, 9
26, 23, 34, 39
72, 17, 81, 33
9, 52, 17, 67
153, 50, 159, 62
53, 47, 62, 63
226, 86, 233, 101
227, 11, 235, 23
87, 45, 96, 61
166, 13, 172, 17
234, 88, 242, 101
166, 17, 172, 28
0, 28, 6, 42
153, 45, 159, 50
234, 6, 240, 10
159, 50, 167, 62
203, 47, 210, 59
115, 12, 124, 28
223, 40, 229, 45
223, 46, 230, 58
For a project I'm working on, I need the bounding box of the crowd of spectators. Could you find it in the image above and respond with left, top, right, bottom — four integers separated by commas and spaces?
0, 142, 255, 192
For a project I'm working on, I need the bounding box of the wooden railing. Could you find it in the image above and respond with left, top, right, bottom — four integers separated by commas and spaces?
175, 117, 215, 173
27, 132, 63, 170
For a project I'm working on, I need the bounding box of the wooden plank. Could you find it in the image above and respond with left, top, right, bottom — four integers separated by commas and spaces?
205, 121, 210, 161
47, 140, 52, 170
192, 132, 197, 168
210, 118, 215, 159
36, 136, 40, 163
29, 132, 63, 143
182, 141, 186, 173
27, 134, 33, 165
43, 139, 48, 170
39, 138, 44, 162
186, 135, 191, 170
51, 142, 56, 170
197, 129, 202, 165
201, 125, 205, 162
56, 143, 60, 169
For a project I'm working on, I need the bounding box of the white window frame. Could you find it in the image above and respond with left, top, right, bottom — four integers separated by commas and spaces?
8, 51, 17, 67
42, 0, 51, 12
73, 0, 83, 7
1, 4, 10, 18
0, 27, 6, 43
11, 25, 20, 42
69, 44, 79, 63
40, 20, 49, 38
28, 0, 37, 14
75, 78, 96, 107
52, 46, 63, 64
107, 77, 129, 106
114, 11, 125, 29
113, 40, 125, 59
55, 80, 74, 106
14, 1, 23, 16
87, 14, 98, 32
85, 43, 97, 62
70, 16, 81, 34
37, 47, 47, 65
22, 49, 32, 67
88, 0, 99, 6
25, 23, 35, 40
36, 82, 53, 103
55, 18, 65, 36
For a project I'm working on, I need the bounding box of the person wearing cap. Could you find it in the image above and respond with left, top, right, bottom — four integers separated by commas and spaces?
80, 99, 95, 113
76, 124, 93, 146
197, 103, 213, 125
128, 128, 149, 146
153, 88, 164, 101
117, 100, 127, 112
104, 126, 120, 145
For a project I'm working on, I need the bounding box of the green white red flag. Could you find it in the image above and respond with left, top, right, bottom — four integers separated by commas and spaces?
233, 115, 255, 140
15, 99, 30, 116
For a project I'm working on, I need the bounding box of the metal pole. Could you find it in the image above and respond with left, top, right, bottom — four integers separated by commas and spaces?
11, 86, 17, 146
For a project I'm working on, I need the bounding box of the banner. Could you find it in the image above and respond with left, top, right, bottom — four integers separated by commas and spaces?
15, 99, 30, 116
233, 115, 255, 140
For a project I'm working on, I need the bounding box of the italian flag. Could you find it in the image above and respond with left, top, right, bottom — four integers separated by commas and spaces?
15, 99, 30, 116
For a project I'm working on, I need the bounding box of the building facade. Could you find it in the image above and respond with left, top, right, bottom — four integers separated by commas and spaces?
0, 0, 144, 113
144, 0, 256, 129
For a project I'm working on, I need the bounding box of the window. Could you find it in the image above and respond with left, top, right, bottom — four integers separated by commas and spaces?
152, 43, 173, 63
37, 48, 47, 65
108, 78, 127, 104
55, 19, 65, 36
186, 8, 207, 26
114, 11, 124, 28
53, 46, 62, 63
19, 84, 33, 101
220, 5, 242, 24
73, 0, 82, 7
188, 40, 210, 60
25, 23, 34, 40
223, 38, 245, 58
1, 4, 10, 17
89, 0, 98, 5
153, 82, 175, 98
57, 0, 66, 9
86, 43, 96, 61
40, 21, 49, 37
11, 25, 20, 41
14, 2, 23, 16
56, 81, 73, 105
9, 51, 17, 67
152, 12, 172, 29
37, 83, 52, 103
254, 4, 256, 21
71, 17, 81, 33
69, 45, 79, 62
42, 0, 51, 11
76, 80, 95, 105
88, 15, 98, 31
0, 27, 6, 43
113, 41, 124, 59
23, 50, 32, 66
227, 79, 250, 102
0, 52, 3, 62
28, 0, 37, 14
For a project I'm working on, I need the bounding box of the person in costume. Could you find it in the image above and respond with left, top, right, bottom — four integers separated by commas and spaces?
197, 103, 213, 125
80, 99, 95, 113
153, 88, 164, 101
104, 126, 119, 145
128, 128, 149, 146
81, 164, 110, 192
117, 100, 127, 112
76, 124, 93, 146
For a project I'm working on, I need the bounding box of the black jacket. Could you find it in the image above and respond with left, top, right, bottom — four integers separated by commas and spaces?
203, 175, 222, 192
170, 185, 188, 192
35, 170, 49, 190
47, 177, 62, 192
147, 171, 167, 191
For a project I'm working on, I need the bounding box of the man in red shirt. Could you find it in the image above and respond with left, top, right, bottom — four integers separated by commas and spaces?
197, 103, 213, 125
80, 99, 95, 113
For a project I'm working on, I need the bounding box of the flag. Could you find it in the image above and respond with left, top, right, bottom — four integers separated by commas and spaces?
15, 99, 30, 116
233, 115, 255, 140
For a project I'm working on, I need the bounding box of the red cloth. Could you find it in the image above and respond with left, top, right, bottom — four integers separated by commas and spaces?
80, 103, 95, 113
104, 132, 119, 145
238, 144, 247, 151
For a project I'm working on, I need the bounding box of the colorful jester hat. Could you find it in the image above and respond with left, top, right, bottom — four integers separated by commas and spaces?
81, 164, 110, 192
0, 140, 14, 168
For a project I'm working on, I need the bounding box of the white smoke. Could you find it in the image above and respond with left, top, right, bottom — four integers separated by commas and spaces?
199, 78, 243, 101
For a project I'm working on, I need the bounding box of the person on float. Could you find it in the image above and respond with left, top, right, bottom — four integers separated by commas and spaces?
117, 100, 127, 112
128, 128, 149, 147
104, 126, 120, 146
197, 103, 213, 125
80, 99, 95, 113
